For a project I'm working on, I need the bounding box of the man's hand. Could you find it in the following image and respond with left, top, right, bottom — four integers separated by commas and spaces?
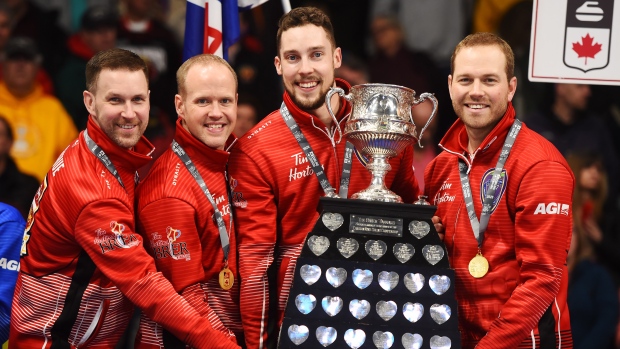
431, 215, 444, 241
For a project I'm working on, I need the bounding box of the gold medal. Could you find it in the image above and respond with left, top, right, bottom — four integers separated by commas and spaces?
468, 251, 489, 278
219, 267, 234, 290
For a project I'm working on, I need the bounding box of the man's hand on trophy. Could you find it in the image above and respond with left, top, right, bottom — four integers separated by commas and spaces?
432, 215, 444, 241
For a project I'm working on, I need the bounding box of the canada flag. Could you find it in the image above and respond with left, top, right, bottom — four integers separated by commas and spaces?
564, 0, 614, 72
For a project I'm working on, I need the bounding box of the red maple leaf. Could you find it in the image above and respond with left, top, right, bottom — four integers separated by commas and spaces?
572, 33, 602, 65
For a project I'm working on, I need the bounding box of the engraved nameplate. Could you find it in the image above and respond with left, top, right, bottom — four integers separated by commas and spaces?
349, 215, 403, 237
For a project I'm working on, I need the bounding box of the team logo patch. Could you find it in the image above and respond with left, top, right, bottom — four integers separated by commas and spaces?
563, 0, 613, 72
94, 221, 140, 254
479, 168, 508, 214
165, 226, 190, 260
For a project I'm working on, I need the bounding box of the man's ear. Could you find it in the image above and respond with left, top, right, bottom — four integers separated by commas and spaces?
174, 94, 184, 117
83, 90, 96, 116
274, 55, 282, 76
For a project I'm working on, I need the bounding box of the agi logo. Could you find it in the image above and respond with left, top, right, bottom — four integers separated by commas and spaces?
534, 202, 570, 215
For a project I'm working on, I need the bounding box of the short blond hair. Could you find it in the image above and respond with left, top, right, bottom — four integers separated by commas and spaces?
451, 32, 515, 80
176, 54, 238, 96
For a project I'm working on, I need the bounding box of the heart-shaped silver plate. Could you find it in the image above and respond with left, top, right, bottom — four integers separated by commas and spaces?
402, 333, 423, 349
295, 293, 316, 315
422, 245, 445, 265
430, 335, 451, 349
372, 331, 395, 349
325, 267, 347, 288
316, 326, 337, 347
430, 304, 451, 325
376, 300, 397, 321
307, 235, 330, 256
344, 329, 366, 349
352, 269, 373, 289
337, 237, 359, 258
322, 296, 343, 317
409, 220, 430, 239
349, 299, 371, 320
288, 324, 309, 345
402, 302, 424, 323
300, 264, 321, 285
429, 274, 451, 295
322, 212, 344, 231
378, 271, 399, 292
393, 243, 414, 263
404, 273, 425, 294
365, 240, 387, 260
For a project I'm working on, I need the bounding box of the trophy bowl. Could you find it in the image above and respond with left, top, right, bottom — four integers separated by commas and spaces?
326, 83, 437, 203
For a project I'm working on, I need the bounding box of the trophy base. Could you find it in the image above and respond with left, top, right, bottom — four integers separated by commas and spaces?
278, 197, 461, 349
350, 187, 402, 203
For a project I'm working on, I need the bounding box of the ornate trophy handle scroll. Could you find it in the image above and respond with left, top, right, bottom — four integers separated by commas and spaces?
411, 92, 438, 148
325, 87, 352, 142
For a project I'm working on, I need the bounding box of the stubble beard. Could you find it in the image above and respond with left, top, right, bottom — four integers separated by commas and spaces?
287, 81, 330, 112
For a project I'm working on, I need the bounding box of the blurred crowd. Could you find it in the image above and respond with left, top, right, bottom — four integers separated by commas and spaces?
0, 0, 618, 348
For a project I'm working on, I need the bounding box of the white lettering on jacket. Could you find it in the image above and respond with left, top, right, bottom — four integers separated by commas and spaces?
434, 179, 455, 204
534, 202, 570, 215
0, 258, 19, 271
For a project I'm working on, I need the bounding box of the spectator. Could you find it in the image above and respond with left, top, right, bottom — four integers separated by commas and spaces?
136, 54, 243, 348
525, 83, 620, 206
567, 152, 619, 349
370, 0, 471, 72
9, 48, 240, 349
368, 14, 440, 94
233, 93, 260, 138
0, 3, 54, 95
424, 32, 574, 348
0, 37, 77, 182
0, 203, 25, 348
368, 13, 450, 153
228, 10, 282, 118
116, 0, 179, 173
117, 0, 182, 124
566, 152, 620, 282
335, 50, 369, 86
6, 0, 67, 78
55, 5, 119, 131
0, 115, 39, 219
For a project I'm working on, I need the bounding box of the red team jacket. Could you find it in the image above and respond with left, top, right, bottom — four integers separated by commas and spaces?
135, 119, 241, 348
228, 79, 420, 349
424, 104, 574, 349
10, 117, 238, 349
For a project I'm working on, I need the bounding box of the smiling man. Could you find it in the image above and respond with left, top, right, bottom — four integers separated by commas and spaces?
424, 33, 574, 349
228, 7, 421, 349
10, 48, 240, 349
135, 54, 243, 348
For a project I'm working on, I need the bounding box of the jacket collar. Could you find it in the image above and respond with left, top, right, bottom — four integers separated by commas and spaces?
282, 78, 352, 129
84, 116, 154, 172
439, 102, 517, 158
173, 117, 231, 171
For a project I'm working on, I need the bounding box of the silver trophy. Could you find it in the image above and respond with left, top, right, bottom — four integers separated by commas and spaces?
326, 83, 437, 203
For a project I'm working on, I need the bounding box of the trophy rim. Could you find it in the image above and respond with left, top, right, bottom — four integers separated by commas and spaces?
350, 83, 416, 95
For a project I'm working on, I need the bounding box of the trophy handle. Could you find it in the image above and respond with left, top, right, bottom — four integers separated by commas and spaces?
411, 92, 438, 148
325, 87, 351, 124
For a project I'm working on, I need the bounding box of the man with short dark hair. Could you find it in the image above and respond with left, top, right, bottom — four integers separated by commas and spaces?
10, 48, 240, 349
228, 7, 421, 349
55, 5, 119, 130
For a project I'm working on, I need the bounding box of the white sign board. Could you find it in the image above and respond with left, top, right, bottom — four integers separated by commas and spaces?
529, 0, 620, 85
